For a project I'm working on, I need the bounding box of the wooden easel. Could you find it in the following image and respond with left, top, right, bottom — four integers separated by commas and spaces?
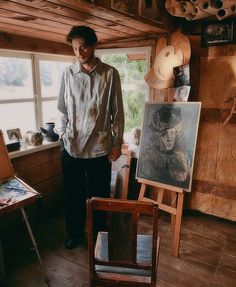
138, 178, 184, 257
0, 130, 49, 286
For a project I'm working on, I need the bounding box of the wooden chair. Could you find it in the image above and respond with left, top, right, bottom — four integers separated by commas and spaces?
87, 197, 160, 287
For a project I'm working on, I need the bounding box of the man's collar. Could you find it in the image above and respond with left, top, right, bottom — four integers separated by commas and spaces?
71, 58, 103, 75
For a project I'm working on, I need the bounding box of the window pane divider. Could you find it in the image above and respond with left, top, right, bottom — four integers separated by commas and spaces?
0, 99, 34, 104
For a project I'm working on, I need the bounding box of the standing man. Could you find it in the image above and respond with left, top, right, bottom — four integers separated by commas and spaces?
57, 26, 124, 249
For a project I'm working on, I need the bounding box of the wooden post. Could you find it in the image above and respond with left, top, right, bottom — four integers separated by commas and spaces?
173, 192, 184, 257
138, 179, 184, 257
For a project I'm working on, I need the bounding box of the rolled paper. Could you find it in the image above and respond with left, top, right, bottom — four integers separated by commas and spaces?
198, 0, 219, 14
209, 0, 223, 9
190, 0, 201, 3
169, 6, 187, 17
222, 0, 236, 9
185, 12, 195, 20
166, 0, 185, 10
180, 4, 187, 13
165, 0, 171, 10
216, 7, 236, 19
165, 0, 178, 10
180, 1, 196, 13
191, 5, 199, 14
186, 6, 212, 19
230, 4, 236, 12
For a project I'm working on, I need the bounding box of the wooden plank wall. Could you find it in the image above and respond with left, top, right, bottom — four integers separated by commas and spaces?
185, 37, 236, 221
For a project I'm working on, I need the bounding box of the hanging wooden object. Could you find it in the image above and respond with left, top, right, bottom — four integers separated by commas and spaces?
145, 31, 191, 90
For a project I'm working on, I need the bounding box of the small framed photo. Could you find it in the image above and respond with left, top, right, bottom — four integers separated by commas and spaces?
173, 64, 190, 88
7, 128, 22, 141
174, 86, 191, 102
201, 19, 236, 47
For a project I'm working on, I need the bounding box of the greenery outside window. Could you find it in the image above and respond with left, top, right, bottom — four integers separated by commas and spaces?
96, 47, 151, 143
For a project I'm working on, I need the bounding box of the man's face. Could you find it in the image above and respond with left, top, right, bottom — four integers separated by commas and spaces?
72, 37, 96, 64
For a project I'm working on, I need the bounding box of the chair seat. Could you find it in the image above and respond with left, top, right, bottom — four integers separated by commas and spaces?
95, 231, 153, 276
87, 198, 160, 287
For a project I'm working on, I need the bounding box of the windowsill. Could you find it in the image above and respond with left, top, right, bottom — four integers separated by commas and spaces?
9, 141, 60, 159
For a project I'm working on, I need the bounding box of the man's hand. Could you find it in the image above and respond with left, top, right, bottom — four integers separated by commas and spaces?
108, 147, 122, 161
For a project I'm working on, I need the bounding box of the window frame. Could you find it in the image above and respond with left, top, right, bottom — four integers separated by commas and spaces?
0, 46, 151, 145
0, 49, 75, 130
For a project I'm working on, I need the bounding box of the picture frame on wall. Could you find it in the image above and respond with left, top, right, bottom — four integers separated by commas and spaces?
201, 19, 236, 47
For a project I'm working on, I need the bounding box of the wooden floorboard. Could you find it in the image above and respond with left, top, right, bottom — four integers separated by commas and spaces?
1, 210, 236, 287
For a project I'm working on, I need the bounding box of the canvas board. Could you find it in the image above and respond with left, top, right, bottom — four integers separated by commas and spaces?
136, 102, 201, 192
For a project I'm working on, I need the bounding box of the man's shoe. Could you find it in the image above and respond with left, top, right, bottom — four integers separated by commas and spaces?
65, 237, 79, 249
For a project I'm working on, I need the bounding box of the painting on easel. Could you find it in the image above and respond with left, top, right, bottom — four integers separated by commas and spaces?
136, 102, 201, 192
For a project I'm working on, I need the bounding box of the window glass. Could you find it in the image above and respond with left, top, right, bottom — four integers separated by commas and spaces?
0, 56, 33, 100
100, 54, 147, 85
41, 100, 58, 124
98, 50, 149, 140
39, 60, 71, 98
0, 102, 36, 141
123, 90, 146, 132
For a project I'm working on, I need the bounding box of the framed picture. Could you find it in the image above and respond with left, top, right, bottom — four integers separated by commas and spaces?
174, 86, 191, 102
201, 19, 236, 47
136, 102, 201, 192
7, 128, 22, 141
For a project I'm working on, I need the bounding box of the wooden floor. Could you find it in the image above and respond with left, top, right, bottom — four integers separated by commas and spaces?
1, 207, 236, 287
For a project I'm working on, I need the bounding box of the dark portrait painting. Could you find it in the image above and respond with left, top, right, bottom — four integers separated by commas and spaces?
136, 102, 201, 192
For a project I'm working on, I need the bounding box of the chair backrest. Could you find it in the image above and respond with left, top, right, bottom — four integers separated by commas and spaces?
87, 197, 160, 287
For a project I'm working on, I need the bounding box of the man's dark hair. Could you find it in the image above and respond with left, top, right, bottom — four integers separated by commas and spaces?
66, 25, 98, 46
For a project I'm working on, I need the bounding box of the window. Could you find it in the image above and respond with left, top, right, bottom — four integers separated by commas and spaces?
96, 47, 151, 142
0, 47, 150, 145
0, 51, 74, 142
37, 55, 73, 124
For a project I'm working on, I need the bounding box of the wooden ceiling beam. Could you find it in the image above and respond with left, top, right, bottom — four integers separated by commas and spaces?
6, 0, 144, 37
0, 22, 69, 43
47, 0, 168, 33
97, 35, 156, 49
0, 15, 70, 36
0, 0, 169, 47
0, 33, 73, 55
